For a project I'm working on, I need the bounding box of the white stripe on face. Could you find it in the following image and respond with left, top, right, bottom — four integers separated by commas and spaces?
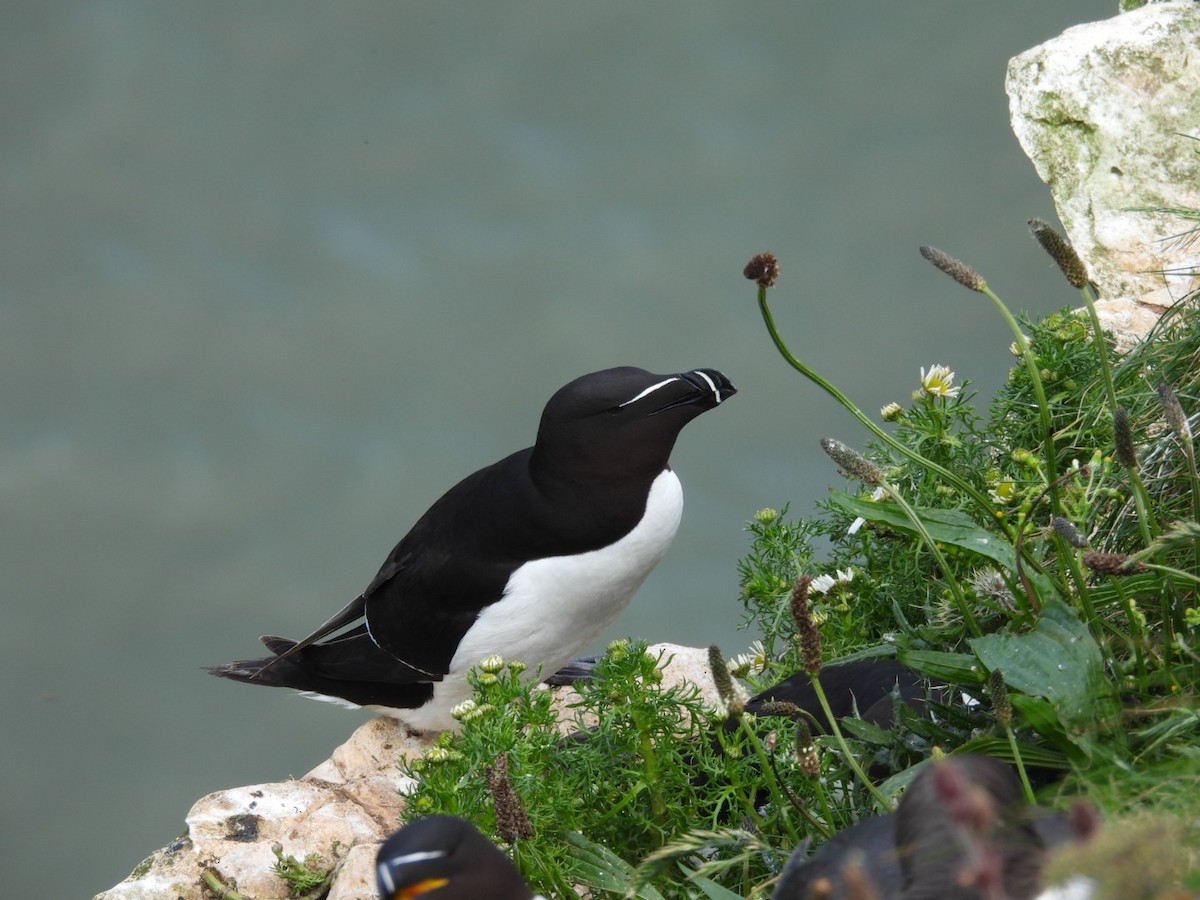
692, 369, 724, 402
377, 850, 447, 892
618, 377, 680, 408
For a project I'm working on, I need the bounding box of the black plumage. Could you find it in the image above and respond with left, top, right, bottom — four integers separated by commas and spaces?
375, 816, 538, 900
208, 366, 734, 730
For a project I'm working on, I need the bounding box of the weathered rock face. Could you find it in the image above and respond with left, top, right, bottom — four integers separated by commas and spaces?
1007, 1, 1200, 350
93, 643, 721, 900
1008, 0, 1195, 348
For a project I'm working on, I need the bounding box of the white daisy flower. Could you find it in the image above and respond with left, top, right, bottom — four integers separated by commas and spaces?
920, 364, 960, 398
810, 568, 855, 595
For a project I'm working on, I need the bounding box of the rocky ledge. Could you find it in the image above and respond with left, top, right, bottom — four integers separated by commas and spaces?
94, 643, 720, 900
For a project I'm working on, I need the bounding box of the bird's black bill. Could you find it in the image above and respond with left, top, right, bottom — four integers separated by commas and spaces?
649, 368, 736, 416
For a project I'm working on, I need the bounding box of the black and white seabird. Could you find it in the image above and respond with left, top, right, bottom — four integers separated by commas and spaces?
208, 366, 735, 731
375, 816, 540, 899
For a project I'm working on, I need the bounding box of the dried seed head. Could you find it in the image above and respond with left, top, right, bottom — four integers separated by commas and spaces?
919, 245, 986, 292
485, 753, 534, 842
794, 718, 820, 779
969, 568, 1015, 612
820, 437, 884, 485
708, 644, 743, 716
757, 700, 801, 717
743, 252, 780, 288
789, 575, 822, 675
1157, 381, 1193, 442
988, 668, 1012, 726
1051, 515, 1089, 549
1028, 218, 1089, 289
1083, 550, 1146, 576
1113, 407, 1138, 469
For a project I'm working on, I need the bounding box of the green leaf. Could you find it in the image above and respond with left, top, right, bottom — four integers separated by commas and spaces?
952, 734, 1069, 769
876, 760, 930, 802
689, 875, 746, 900
561, 831, 666, 900
970, 599, 1105, 733
839, 716, 894, 745
898, 649, 986, 684
829, 491, 1018, 571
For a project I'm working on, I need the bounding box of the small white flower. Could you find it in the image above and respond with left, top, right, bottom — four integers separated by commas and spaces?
727, 640, 769, 677
810, 568, 855, 595
920, 364, 960, 399
422, 746, 464, 764
848, 486, 886, 534
450, 699, 478, 720
809, 574, 835, 594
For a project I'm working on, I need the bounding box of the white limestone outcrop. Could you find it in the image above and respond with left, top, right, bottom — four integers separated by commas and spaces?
1006, 1, 1200, 350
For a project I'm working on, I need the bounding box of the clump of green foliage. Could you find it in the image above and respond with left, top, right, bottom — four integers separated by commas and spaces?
740, 226, 1200, 890
399, 644, 830, 897
270, 841, 338, 898
397, 222, 1200, 897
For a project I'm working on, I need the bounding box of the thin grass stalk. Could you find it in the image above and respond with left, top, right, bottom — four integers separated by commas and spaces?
1077, 283, 1119, 413
732, 716, 809, 845
805, 674, 892, 810
979, 284, 1061, 515
1003, 725, 1036, 806
1110, 578, 1150, 695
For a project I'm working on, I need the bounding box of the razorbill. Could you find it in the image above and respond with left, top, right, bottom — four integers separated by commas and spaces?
207, 366, 735, 731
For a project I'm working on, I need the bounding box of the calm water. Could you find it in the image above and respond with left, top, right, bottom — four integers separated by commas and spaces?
2, 3, 1105, 895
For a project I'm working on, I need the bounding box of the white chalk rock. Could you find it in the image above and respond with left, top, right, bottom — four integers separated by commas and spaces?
1006, 1, 1200, 348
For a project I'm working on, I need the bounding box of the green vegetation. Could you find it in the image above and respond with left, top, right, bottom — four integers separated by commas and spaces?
269, 841, 339, 898
398, 223, 1199, 897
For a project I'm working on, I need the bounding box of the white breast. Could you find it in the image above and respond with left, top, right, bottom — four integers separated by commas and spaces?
381, 469, 684, 731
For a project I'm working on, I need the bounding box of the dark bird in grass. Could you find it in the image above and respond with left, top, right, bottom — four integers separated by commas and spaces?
771, 754, 1079, 900
376, 816, 539, 899
208, 366, 734, 732
745, 658, 947, 732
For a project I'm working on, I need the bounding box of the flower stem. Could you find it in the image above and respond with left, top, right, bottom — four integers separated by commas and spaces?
756, 287, 1006, 532
1002, 724, 1036, 806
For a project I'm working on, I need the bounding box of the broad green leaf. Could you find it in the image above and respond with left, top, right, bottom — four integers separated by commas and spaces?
970, 600, 1105, 733
876, 760, 929, 802
829, 491, 1017, 571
